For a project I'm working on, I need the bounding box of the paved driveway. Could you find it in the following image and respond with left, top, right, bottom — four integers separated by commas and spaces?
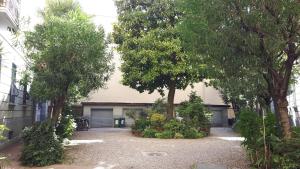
3, 128, 249, 169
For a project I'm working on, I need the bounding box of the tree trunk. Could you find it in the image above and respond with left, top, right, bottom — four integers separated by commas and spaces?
266, 62, 293, 138
166, 81, 176, 120
275, 97, 292, 139
52, 95, 66, 123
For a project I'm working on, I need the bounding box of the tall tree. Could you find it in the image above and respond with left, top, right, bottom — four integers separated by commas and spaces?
113, 0, 202, 119
180, 0, 300, 138
25, 0, 113, 122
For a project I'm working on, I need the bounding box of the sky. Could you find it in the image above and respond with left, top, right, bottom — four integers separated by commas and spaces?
20, 0, 118, 33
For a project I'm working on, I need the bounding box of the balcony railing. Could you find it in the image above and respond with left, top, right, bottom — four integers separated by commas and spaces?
0, 0, 19, 26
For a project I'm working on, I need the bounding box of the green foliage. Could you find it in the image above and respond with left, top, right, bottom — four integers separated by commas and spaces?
177, 92, 212, 135
132, 93, 209, 139
273, 138, 300, 169
19, 70, 31, 87
155, 130, 174, 139
143, 128, 157, 138
55, 115, 77, 141
131, 119, 150, 133
163, 119, 184, 134
174, 132, 184, 139
150, 98, 167, 114
150, 113, 166, 129
25, 0, 113, 120
154, 132, 163, 139
43, 0, 80, 17
21, 121, 63, 166
236, 109, 261, 150
0, 124, 9, 169
113, 0, 203, 118
292, 127, 300, 138
0, 125, 8, 141
182, 127, 204, 139
179, 0, 299, 138
236, 109, 271, 168
133, 116, 205, 139
236, 109, 300, 169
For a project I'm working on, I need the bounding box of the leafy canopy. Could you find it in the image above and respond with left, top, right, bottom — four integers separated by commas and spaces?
179, 0, 300, 106
179, 0, 300, 138
25, 0, 113, 102
113, 0, 202, 96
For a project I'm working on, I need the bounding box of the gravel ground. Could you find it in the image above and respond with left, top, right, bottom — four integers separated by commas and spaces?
1, 127, 250, 169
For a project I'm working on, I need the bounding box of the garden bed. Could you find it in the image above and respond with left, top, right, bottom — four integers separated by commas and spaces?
130, 93, 212, 139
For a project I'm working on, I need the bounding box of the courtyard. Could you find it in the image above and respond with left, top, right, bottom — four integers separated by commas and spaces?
2, 128, 249, 169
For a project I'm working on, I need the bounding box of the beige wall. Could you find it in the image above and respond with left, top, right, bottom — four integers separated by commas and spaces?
82, 55, 226, 106
82, 50, 228, 127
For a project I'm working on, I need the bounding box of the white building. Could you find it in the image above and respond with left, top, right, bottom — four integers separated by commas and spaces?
0, 0, 33, 141
287, 76, 300, 126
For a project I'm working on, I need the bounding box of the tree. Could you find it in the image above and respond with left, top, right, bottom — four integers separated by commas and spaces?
25, 0, 113, 122
113, 0, 202, 119
180, 0, 300, 138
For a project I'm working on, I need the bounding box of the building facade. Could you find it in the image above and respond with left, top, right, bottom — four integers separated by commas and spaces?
81, 60, 229, 128
0, 0, 33, 141
287, 76, 300, 126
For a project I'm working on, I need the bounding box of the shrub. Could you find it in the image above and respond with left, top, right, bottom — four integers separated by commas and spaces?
132, 119, 150, 133
143, 128, 157, 138
20, 121, 64, 166
236, 109, 300, 169
174, 132, 184, 139
56, 115, 77, 141
163, 119, 184, 133
182, 127, 203, 139
155, 130, 174, 139
130, 94, 210, 140
161, 130, 174, 138
0, 125, 9, 169
235, 109, 261, 151
150, 113, 166, 129
0, 125, 8, 141
292, 127, 300, 138
273, 138, 300, 169
155, 132, 163, 138
177, 92, 212, 135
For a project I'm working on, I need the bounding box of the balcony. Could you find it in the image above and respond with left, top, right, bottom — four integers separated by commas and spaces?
0, 0, 19, 28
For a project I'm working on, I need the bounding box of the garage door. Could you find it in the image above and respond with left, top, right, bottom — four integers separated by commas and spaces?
91, 109, 113, 128
211, 110, 223, 127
